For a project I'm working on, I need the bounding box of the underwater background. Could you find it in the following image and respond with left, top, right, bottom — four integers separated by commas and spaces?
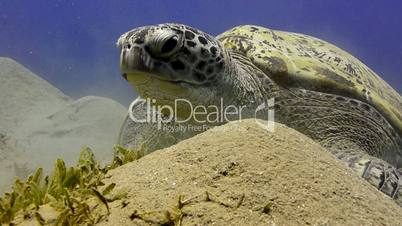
1, 0, 401, 106
2, 2, 402, 224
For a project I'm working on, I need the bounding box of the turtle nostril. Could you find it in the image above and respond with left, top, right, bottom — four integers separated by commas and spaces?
161, 36, 178, 54
134, 38, 144, 44
122, 73, 127, 80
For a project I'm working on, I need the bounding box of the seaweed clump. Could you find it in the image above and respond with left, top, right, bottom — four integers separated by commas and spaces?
0, 145, 144, 225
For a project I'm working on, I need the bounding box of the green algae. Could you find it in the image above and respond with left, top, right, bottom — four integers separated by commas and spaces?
0, 145, 144, 225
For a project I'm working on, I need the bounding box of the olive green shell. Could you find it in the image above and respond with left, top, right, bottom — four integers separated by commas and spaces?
217, 25, 402, 135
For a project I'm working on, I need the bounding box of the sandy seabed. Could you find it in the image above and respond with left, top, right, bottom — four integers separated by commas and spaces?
97, 120, 402, 225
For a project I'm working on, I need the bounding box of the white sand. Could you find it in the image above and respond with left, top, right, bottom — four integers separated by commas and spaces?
0, 58, 127, 192
0, 57, 72, 134
101, 120, 402, 225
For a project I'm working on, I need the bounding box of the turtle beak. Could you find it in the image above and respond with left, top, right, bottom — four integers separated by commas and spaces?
119, 43, 159, 88
119, 44, 149, 80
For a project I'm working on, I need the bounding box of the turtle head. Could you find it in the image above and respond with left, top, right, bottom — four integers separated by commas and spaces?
117, 23, 227, 107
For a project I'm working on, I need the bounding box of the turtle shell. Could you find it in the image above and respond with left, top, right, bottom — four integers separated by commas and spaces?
217, 25, 402, 135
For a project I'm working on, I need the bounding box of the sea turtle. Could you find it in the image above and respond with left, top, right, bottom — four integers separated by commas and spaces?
116, 23, 402, 206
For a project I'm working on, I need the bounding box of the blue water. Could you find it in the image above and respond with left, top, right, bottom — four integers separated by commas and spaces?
1, 0, 401, 105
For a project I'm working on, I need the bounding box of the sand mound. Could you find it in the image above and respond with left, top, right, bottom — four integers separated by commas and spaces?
0, 96, 127, 193
14, 96, 127, 167
0, 58, 127, 193
100, 119, 402, 225
0, 57, 72, 134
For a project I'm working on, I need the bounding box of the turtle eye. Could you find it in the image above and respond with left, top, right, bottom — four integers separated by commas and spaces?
149, 32, 182, 57
161, 36, 178, 54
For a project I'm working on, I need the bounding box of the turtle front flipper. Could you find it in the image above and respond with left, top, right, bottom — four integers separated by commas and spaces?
363, 160, 402, 205
332, 148, 402, 206
270, 87, 402, 206
335, 148, 402, 206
